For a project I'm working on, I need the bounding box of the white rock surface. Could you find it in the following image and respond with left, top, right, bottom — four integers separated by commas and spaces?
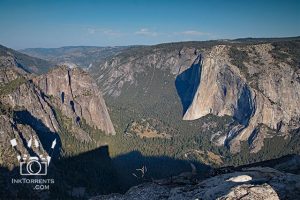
91, 167, 299, 200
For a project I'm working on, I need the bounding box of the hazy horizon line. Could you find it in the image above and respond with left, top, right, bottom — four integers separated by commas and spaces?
2, 35, 299, 51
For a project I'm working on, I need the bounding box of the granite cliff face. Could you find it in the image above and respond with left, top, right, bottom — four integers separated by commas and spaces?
34, 65, 115, 135
181, 44, 300, 153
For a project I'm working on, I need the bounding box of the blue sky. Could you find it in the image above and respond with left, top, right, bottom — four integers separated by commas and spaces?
0, 0, 299, 49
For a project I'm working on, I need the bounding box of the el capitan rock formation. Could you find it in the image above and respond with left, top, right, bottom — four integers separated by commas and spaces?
180, 44, 300, 153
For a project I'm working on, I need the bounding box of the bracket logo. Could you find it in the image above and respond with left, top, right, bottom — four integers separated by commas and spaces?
10, 137, 57, 176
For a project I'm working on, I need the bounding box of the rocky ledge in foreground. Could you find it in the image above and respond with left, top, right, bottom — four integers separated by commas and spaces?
91, 166, 300, 200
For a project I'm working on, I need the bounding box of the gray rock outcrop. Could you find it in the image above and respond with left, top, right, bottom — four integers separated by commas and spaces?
91, 167, 300, 200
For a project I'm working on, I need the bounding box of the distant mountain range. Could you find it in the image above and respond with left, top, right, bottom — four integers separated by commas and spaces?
20, 46, 130, 69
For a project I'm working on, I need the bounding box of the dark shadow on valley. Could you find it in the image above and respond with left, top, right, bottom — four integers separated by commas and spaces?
0, 146, 299, 199
175, 55, 202, 115
0, 145, 210, 199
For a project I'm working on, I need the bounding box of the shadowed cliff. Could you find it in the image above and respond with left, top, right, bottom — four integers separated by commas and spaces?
175, 55, 202, 115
